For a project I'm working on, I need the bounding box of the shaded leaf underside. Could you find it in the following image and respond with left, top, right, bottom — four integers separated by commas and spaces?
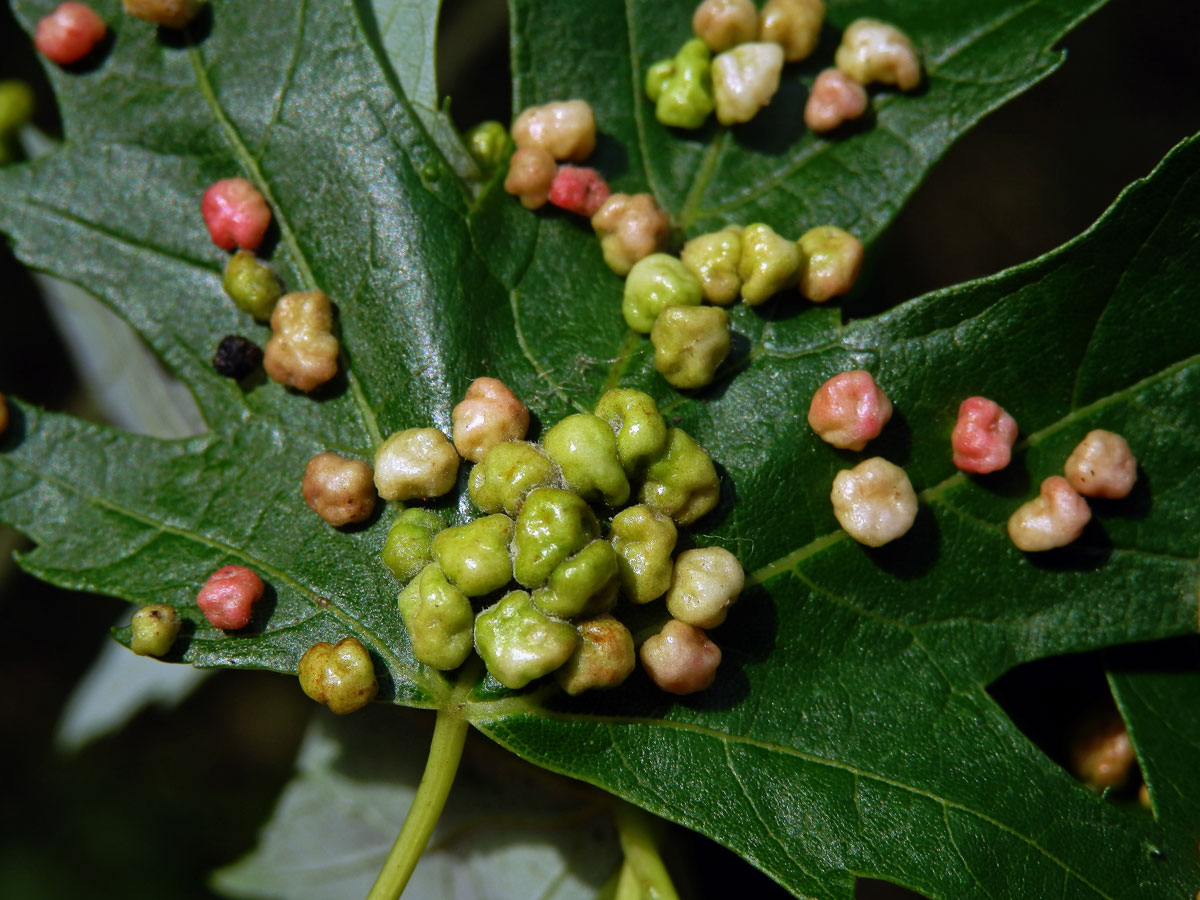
0, 1, 1197, 898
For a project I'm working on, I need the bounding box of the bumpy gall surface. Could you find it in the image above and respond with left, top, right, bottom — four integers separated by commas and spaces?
640, 619, 721, 694
758, 0, 825, 62
797, 225, 863, 302
511, 100, 596, 162
1007, 475, 1091, 552
196, 564, 264, 630
1064, 429, 1137, 499
451, 376, 530, 463
302, 452, 377, 527
35, 3, 107, 65
951, 396, 1018, 474
548, 166, 611, 216
830, 457, 918, 547
298, 637, 378, 715
202, 178, 271, 252
556, 616, 636, 696
666, 546, 744, 629
504, 146, 557, 210
805, 67, 868, 133
692, 0, 758, 52
835, 18, 921, 91
807, 369, 892, 450
712, 42, 784, 125
592, 193, 671, 276
373, 428, 459, 502
263, 290, 339, 392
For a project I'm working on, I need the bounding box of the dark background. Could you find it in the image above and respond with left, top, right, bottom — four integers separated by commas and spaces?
1, 0, 1198, 897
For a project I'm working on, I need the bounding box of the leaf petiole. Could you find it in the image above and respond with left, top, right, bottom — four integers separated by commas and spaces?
613, 799, 681, 900
364, 704, 469, 900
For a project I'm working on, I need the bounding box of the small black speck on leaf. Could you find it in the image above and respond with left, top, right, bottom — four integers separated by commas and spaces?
212, 335, 262, 379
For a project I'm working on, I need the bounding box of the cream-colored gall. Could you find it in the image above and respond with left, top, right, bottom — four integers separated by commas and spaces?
591, 192, 671, 276
1007, 476, 1091, 552
807, 369, 892, 451
835, 18, 921, 91
804, 68, 868, 133
263, 290, 339, 392
373, 428, 459, 502
692, 0, 758, 53
504, 146, 557, 210
758, 0, 825, 62
1064, 429, 1137, 499
666, 547, 744, 629
831, 457, 917, 547
640, 619, 721, 694
302, 452, 377, 526
712, 42, 785, 125
452, 377, 530, 463
511, 100, 596, 162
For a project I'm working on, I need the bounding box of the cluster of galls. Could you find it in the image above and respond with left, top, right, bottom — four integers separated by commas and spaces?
381, 387, 742, 697
626, 222, 863, 390
648, 0, 920, 132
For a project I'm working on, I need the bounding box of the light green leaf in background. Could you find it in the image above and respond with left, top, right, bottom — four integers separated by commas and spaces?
1, 1, 1197, 898
215, 708, 620, 900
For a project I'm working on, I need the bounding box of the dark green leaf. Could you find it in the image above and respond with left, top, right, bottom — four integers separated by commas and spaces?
1, 1, 1197, 898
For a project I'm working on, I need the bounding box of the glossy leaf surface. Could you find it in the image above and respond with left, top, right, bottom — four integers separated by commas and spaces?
0, 1, 1197, 897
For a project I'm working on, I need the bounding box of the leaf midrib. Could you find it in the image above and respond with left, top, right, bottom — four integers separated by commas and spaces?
184, 32, 384, 449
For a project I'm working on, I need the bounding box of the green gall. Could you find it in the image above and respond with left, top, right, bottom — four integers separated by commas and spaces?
381, 508, 445, 583
797, 225, 864, 302
468, 440, 560, 516
465, 120, 512, 173
223, 251, 284, 322
397, 563, 475, 670
594, 388, 668, 477
623, 253, 703, 334
474, 590, 579, 689
431, 514, 514, 597
512, 487, 600, 588
297, 637, 378, 714
645, 39, 714, 130
645, 59, 674, 102
555, 616, 636, 696
0, 80, 34, 137
532, 539, 620, 619
130, 604, 182, 657
608, 504, 677, 604
640, 428, 720, 525
680, 226, 743, 305
651, 305, 731, 389
543, 414, 630, 507
739, 223, 800, 305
